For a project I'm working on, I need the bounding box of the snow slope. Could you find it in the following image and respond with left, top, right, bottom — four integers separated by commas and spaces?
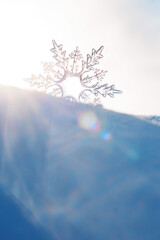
0, 85, 160, 240
0, 186, 49, 239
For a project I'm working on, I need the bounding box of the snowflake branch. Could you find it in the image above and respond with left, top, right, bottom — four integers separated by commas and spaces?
50, 40, 69, 69
86, 46, 104, 70
93, 84, 122, 98
24, 74, 55, 89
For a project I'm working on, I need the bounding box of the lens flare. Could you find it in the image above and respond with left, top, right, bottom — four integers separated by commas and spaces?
78, 110, 101, 132
102, 131, 112, 141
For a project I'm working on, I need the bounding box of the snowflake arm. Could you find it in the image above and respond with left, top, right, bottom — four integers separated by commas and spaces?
86, 46, 104, 70
93, 84, 123, 98
50, 40, 69, 69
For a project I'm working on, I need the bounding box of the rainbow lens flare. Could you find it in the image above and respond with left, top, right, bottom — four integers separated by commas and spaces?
78, 110, 101, 132
102, 131, 112, 141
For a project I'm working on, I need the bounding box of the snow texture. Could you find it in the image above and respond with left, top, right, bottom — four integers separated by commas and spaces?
0, 85, 160, 240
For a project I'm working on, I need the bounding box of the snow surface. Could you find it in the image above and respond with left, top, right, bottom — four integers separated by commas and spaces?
0, 85, 160, 240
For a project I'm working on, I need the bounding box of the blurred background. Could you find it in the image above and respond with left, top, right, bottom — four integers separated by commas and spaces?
0, 0, 160, 115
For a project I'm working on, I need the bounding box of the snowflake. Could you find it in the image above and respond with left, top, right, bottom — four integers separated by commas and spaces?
24, 40, 122, 106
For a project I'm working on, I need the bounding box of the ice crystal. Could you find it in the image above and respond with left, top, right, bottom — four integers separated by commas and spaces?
24, 40, 122, 106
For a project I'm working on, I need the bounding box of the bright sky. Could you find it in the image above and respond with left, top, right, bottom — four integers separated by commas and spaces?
0, 0, 160, 116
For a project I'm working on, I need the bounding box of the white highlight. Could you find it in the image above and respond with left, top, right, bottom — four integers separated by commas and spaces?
0, 0, 159, 115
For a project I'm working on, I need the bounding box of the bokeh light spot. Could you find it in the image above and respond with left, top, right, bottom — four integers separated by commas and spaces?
102, 131, 112, 141
78, 110, 101, 132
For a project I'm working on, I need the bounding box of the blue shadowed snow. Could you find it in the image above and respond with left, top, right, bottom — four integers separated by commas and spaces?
0, 85, 160, 240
